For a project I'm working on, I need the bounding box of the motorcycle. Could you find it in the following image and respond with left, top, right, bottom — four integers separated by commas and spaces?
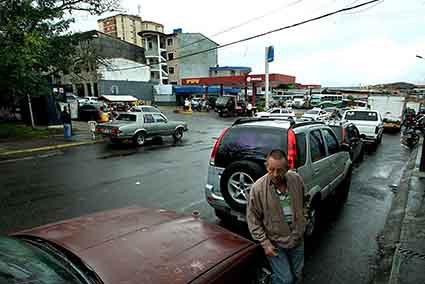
401, 127, 420, 148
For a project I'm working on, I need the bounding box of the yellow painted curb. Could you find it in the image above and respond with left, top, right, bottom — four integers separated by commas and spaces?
0, 140, 104, 157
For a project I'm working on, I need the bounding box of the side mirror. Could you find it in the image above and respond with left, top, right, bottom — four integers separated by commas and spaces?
340, 143, 351, 152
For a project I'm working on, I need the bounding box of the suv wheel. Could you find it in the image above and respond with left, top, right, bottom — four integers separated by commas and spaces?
220, 161, 265, 212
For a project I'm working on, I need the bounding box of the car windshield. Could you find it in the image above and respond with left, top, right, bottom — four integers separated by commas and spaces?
116, 114, 137, 121
0, 237, 85, 284
306, 110, 319, 114
345, 111, 378, 121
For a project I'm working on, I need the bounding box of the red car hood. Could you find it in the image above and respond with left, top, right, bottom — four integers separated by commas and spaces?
13, 207, 255, 284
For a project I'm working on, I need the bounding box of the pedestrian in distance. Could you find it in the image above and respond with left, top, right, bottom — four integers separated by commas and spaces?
61, 106, 72, 140
247, 149, 307, 284
247, 102, 253, 117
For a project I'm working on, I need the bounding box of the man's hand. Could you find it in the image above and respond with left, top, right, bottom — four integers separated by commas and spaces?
264, 243, 278, 257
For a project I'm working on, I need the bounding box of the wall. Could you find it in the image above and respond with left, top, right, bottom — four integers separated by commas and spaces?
99, 58, 150, 82
168, 33, 217, 83
99, 80, 154, 101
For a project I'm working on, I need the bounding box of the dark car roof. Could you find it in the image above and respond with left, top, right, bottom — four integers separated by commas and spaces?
13, 207, 257, 284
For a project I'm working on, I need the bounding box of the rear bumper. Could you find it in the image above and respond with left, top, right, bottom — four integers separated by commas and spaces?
205, 185, 247, 222
384, 122, 401, 129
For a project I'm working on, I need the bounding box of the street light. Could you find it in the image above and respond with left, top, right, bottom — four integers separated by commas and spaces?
416, 54, 425, 172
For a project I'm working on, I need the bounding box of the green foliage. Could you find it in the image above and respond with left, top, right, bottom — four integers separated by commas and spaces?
0, 123, 62, 140
0, 0, 121, 106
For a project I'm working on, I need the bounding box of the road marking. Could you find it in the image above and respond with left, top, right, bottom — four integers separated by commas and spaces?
0, 150, 63, 164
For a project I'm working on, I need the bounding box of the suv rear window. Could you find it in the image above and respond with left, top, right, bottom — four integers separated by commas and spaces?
345, 111, 378, 121
215, 126, 287, 167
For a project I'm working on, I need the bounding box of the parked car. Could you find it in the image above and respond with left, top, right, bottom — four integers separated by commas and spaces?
302, 108, 330, 121
205, 117, 352, 236
215, 95, 248, 117
78, 104, 105, 121
66, 94, 87, 105
130, 105, 161, 113
342, 109, 384, 147
285, 100, 294, 108
255, 107, 295, 118
327, 121, 365, 163
3, 207, 271, 284
96, 112, 188, 146
293, 98, 305, 109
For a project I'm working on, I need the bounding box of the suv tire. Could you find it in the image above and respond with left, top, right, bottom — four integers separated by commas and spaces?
220, 161, 266, 212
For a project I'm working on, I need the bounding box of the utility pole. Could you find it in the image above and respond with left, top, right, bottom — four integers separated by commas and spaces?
27, 94, 35, 128
416, 55, 425, 172
265, 46, 274, 110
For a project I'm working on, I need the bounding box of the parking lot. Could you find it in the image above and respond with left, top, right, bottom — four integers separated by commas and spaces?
0, 110, 412, 283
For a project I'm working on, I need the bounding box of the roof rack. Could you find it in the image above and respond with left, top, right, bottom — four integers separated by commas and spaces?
232, 117, 325, 128
232, 117, 294, 126
291, 121, 325, 128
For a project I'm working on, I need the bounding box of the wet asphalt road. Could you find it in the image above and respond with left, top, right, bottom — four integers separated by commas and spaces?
0, 111, 412, 283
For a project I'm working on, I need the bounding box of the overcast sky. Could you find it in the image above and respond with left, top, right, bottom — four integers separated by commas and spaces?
71, 0, 425, 87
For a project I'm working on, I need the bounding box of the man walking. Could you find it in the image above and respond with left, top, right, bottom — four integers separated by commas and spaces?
61, 106, 72, 140
247, 149, 306, 284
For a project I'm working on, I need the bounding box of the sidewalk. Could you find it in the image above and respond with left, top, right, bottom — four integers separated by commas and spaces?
0, 121, 104, 158
373, 139, 425, 284
388, 140, 425, 284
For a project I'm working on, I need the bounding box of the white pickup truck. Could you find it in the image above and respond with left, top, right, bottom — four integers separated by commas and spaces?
342, 109, 384, 147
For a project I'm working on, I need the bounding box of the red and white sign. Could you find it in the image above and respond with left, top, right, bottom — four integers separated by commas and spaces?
246, 76, 263, 83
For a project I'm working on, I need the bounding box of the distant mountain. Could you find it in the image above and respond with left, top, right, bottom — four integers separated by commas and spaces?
371, 82, 417, 90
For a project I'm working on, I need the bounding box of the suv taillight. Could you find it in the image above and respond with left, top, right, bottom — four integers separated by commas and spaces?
210, 128, 230, 166
375, 126, 379, 134
287, 129, 297, 169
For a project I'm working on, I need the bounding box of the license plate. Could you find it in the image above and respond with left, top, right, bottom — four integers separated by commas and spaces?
102, 129, 111, 133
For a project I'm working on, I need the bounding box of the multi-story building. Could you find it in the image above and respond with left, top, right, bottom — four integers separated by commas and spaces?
138, 22, 169, 85
97, 14, 144, 48
165, 30, 218, 85
52, 30, 153, 100
209, 66, 252, 77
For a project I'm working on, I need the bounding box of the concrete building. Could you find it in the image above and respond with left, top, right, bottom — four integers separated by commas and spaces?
52, 30, 154, 101
138, 22, 168, 85
165, 30, 218, 85
209, 66, 251, 77
97, 14, 144, 48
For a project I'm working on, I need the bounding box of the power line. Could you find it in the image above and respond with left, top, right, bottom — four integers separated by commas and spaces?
110, 0, 382, 72
174, 0, 305, 52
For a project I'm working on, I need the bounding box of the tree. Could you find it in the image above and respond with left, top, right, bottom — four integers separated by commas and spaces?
0, 0, 121, 107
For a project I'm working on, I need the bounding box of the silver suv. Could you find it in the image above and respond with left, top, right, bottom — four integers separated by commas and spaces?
205, 117, 352, 236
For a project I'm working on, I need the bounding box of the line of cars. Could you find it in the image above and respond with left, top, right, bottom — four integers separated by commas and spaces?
204, 108, 385, 234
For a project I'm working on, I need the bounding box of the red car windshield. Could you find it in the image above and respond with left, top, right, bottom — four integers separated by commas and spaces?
0, 236, 86, 284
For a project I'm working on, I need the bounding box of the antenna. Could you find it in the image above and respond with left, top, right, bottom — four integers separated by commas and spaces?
137, 4, 142, 17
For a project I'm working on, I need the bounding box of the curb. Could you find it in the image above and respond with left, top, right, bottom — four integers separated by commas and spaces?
0, 139, 105, 157
371, 146, 419, 284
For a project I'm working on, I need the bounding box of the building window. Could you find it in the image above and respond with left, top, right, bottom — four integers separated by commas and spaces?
148, 41, 153, 49
170, 81, 178, 85
150, 71, 155, 78
167, 38, 173, 46
168, 67, 175, 74
168, 53, 174, 60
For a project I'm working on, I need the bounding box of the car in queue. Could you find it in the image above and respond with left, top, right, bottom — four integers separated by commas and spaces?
255, 108, 296, 118
2, 207, 271, 284
96, 112, 188, 146
205, 117, 352, 236
342, 109, 384, 147
302, 108, 330, 121
327, 121, 365, 163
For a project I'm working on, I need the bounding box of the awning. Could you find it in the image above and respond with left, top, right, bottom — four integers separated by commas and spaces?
100, 95, 138, 102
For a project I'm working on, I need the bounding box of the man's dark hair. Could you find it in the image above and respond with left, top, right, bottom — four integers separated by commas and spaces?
266, 149, 288, 161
